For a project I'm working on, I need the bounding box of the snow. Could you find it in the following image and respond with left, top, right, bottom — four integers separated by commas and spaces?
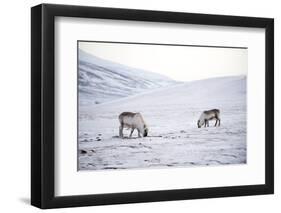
78, 75, 247, 171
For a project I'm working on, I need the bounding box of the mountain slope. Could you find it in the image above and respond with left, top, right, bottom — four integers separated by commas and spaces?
79, 76, 247, 170
78, 49, 178, 105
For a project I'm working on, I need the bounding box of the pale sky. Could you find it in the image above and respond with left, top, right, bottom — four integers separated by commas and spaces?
79, 41, 247, 82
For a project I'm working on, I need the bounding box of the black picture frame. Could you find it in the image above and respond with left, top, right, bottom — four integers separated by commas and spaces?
31, 3, 274, 209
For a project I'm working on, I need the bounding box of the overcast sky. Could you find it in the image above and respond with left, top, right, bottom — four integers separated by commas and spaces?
79, 41, 247, 82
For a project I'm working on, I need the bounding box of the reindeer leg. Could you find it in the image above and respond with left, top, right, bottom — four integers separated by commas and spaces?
137, 129, 141, 138
218, 119, 221, 126
119, 125, 123, 138
129, 128, 135, 138
204, 119, 207, 127
215, 119, 218, 127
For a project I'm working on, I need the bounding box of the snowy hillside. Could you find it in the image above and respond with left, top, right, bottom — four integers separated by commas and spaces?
78, 75, 247, 171
78, 49, 178, 105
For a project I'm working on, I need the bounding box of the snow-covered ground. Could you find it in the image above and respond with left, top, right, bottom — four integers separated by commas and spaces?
78, 75, 247, 171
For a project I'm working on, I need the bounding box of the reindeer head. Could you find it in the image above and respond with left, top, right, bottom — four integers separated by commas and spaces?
197, 120, 204, 128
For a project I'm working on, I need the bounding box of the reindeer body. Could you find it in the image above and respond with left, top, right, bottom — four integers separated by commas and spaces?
197, 109, 220, 128
119, 112, 148, 138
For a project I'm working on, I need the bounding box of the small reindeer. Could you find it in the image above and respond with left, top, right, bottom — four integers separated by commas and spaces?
197, 109, 221, 128
119, 112, 148, 138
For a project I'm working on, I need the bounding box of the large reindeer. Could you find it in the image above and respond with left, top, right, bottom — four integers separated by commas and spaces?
119, 112, 148, 138
197, 109, 221, 128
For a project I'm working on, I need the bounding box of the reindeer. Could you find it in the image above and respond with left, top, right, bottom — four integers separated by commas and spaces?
197, 109, 220, 128
119, 112, 148, 138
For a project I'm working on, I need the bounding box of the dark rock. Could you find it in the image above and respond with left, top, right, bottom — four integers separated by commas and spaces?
80, 150, 87, 154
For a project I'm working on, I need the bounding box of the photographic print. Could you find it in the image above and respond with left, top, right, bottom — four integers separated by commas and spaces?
31, 4, 273, 208
78, 41, 247, 171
